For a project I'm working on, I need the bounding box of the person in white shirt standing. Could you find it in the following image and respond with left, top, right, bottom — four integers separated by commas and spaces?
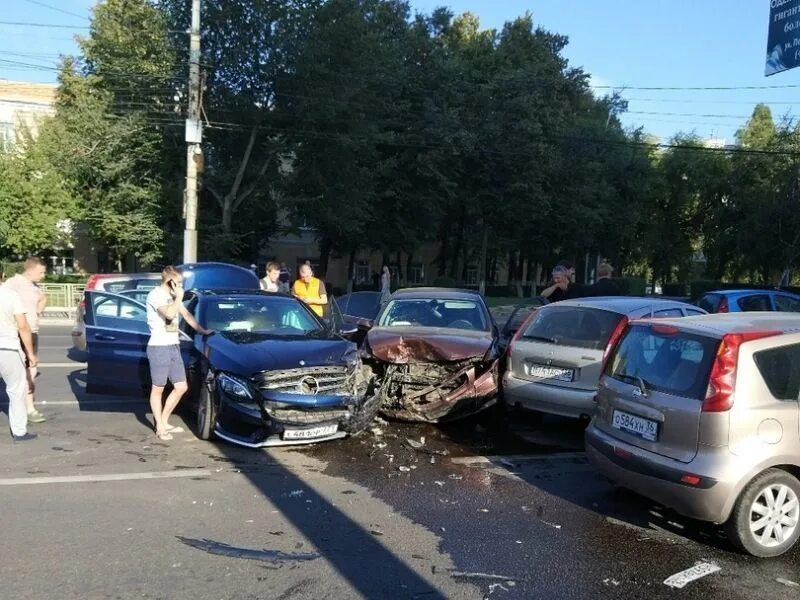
0, 286, 38, 441
2, 257, 47, 424
260, 261, 281, 292
146, 266, 212, 441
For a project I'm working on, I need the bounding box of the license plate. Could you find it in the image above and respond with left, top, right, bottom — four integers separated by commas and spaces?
283, 424, 338, 441
527, 363, 574, 382
612, 410, 658, 442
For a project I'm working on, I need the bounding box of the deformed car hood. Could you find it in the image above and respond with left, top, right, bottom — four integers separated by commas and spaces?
204, 331, 357, 377
367, 326, 494, 363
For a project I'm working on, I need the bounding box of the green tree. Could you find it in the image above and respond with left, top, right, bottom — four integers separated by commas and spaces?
0, 141, 77, 255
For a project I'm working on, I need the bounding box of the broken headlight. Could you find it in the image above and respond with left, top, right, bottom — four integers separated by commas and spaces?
218, 373, 253, 402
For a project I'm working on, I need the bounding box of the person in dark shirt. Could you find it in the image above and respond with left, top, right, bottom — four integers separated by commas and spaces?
541, 266, 585, 303
585, 262, 621, 297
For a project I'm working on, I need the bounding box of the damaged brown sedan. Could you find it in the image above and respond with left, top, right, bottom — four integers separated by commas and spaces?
361, 288, 500, 422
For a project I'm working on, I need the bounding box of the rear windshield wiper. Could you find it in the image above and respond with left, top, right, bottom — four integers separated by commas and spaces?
616, 373, 653, 396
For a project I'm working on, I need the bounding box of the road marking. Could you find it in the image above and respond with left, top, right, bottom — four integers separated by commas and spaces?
0, 469, 210, 486
450, 452, 586, 465
663, 562, 721, 589
39, 362, 86, 368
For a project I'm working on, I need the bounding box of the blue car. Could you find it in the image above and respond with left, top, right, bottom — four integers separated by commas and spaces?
82, 263, 379, 448
697, 289, 800, 314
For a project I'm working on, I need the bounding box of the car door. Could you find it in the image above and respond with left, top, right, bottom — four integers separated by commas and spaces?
737, 294, 772, 312
498, 303, 541, 353
83, 291, 151, 394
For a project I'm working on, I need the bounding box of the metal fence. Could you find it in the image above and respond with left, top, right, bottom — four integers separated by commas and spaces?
40, 283, 85, 309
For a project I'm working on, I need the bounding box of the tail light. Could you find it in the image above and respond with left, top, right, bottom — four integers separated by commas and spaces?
718, 297, 729, 313
702, 330, 779, 412
602, 316, 629, 370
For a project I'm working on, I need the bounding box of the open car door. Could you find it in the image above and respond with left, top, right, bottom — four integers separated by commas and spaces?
83, 290, 150, 394
497, 299, 547, 354
83, 291, 194, 395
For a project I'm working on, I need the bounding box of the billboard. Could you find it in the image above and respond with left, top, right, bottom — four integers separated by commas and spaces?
766, 0, 800, 75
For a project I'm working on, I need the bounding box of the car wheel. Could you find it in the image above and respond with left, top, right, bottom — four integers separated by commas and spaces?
725, 468, 800, 557
342, 392, 382, 434
196, 382, 216, 441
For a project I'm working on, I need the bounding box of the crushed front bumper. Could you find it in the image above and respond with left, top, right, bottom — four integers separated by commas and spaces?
215, 387, 365, 448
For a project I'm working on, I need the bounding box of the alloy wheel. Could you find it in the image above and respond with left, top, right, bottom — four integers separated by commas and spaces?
749, 483, 800, 548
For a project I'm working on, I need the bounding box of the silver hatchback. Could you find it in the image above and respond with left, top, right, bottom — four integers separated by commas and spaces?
502, 297, 706, 419
587, 313, 800, 557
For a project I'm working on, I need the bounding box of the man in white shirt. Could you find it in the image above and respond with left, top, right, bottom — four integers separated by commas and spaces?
3, 257, 47, 423
260, 261, 281, 292
146, 266, 212, 441
0, 286, 38, 441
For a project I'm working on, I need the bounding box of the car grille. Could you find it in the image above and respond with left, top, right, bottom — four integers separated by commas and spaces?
256, 366, 354, 396
266, 407, 351, 424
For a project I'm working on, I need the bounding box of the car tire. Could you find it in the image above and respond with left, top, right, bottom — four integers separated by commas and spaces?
342, 392, 382, 434
196, 382, 216, 441
725, 468, 800, 557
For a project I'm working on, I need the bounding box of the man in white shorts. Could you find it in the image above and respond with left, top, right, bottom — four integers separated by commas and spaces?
146, 266, 212, 441
0, 286, 38, 441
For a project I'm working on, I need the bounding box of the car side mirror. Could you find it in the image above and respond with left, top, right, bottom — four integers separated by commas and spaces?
357, 318, 374, 331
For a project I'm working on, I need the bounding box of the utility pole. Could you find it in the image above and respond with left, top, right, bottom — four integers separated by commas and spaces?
183, 0, 202, 263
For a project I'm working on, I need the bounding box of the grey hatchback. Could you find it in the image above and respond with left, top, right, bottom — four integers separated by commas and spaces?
502, 297, 706, 419
587, 313, 800, 557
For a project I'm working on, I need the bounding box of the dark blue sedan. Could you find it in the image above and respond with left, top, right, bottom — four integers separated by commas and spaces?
82, 269, 379, 448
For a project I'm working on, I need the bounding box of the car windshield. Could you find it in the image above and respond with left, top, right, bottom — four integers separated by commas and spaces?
378, 298, 488, 331
521, 306, 624, 350
201, 296, 323, 336
606, 324, 718, 400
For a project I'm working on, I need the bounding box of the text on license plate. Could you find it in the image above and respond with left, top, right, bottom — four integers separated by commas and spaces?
527, 364, 574, 382
283, 424, 338, 440
612, 410, 658, 442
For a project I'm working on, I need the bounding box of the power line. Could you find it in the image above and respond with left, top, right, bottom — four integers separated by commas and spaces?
0, 20, 89, 29
21, 0, 89, 21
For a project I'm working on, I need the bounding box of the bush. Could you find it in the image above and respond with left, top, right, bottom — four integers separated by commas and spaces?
661, 282, 688, 297
614, 277, 646, 296
0, 261, 24, 277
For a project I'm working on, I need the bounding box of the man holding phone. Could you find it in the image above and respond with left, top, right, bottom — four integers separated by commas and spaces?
146, 266, 212, 441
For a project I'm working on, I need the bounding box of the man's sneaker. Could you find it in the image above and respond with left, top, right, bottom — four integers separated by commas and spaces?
27, 409, 46, 424
12, 433, 38, 442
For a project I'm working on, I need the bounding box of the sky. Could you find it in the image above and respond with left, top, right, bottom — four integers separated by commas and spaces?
2, 0, 799, 142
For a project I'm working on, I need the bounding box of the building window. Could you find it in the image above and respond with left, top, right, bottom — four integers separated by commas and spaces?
409, 263, 425, 285
464, 266, 478, 286
354, 262, 370, 284
0, 122, 14, 150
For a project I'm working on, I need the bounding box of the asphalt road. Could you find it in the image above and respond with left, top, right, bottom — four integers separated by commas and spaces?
0, 325, 798, 599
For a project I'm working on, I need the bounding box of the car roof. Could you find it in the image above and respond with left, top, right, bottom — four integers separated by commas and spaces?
545, 296, 697, 314
703, 289, 798, 297
631, 312, 800, 338
193, 289, 293, 298
390, 287, 484, 300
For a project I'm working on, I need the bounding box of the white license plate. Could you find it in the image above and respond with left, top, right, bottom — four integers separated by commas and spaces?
528, 364, 574, 382
612, 410, 658, 442
283, 424, 338, 441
